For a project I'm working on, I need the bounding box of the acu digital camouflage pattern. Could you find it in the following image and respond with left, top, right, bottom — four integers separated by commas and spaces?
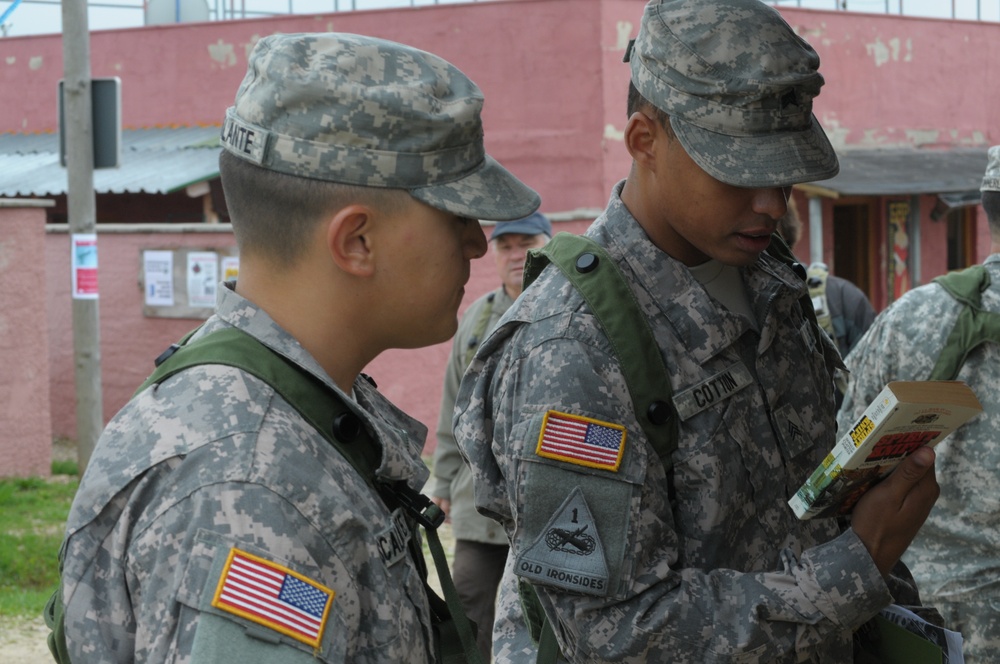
625, 0, 840, 188
222, 32, 539, 222
838, 254, 1000, 662
60, 283, 436, 663
454, 183, 894, 663
982, 145, 1000, 192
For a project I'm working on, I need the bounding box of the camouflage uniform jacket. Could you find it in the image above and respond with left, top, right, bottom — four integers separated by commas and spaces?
838, 254, 1000, 601
431, 286, 512, 545
454, 183, 892, 663
60, 283, 434, 664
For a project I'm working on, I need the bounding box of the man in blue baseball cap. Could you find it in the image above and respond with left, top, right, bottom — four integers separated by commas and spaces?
431, 210, 551, 660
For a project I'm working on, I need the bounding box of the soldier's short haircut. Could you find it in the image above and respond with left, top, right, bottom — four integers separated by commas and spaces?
219, 149, 407, 267
982, 190, 1000, 233
626, 80, 671, 134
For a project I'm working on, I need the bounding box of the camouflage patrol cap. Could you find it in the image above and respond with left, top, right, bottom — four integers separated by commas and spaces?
982, 145, 1000, 192
221, 32, 540, 221
624, 0, 839, 188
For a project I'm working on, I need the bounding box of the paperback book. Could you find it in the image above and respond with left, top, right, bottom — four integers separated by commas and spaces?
789, 380, 982, 520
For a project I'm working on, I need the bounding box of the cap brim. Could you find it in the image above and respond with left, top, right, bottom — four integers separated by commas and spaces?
670, 114, 840, 188
409, 155, 540, 221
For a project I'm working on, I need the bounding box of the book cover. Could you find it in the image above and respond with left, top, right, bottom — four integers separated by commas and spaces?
789, 381, 982, 520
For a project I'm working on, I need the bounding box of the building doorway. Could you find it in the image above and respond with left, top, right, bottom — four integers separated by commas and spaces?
946, 206, 976, 271
832, 202, 874, 300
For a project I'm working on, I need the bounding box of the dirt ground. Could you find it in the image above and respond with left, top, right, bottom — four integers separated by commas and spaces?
0, 614, 52, 664
0, 440, 453, 662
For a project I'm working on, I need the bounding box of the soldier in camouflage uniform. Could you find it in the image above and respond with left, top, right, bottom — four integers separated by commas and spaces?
454, 1, 940, 661
838, 145, 1000, 662
56, 33, 539, 664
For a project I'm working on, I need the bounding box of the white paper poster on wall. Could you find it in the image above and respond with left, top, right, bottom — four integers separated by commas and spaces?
221, 255, 240, 282
71, 234, 99, 300
186, 251, 219, 308
142, 250, 175, 306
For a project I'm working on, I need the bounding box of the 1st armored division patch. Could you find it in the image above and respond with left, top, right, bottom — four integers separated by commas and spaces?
517, 486, 610, 596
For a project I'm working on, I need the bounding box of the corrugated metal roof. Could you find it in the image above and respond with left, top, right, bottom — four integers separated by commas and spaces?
805, 147, 990, 198
0, 126, 221, 197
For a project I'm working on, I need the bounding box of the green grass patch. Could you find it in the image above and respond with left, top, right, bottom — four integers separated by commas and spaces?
0, 476, 78, 617
50, 459, 78, 477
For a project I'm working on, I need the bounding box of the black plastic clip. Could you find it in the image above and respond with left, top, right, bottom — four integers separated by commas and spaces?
384, 481, 446, 530
154, 343, 181, 367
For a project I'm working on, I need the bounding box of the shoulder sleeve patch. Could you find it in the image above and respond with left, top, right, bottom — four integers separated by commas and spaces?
535, 410, 626, 472
211, 548, 335, 649
516, 486, 610, 596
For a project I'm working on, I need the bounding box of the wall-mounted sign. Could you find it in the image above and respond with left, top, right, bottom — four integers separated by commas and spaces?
141, 246, 238, 319
72, 234, 99, 300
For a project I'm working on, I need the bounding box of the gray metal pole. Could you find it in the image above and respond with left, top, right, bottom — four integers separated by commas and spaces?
808, 196, 824, 266
61, 0, 103, 473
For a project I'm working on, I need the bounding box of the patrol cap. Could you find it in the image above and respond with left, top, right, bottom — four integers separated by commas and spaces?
624, 0, 839, 188
982, 145, 1000, 192
490, 211, 552, 240
221, 32, 540, 221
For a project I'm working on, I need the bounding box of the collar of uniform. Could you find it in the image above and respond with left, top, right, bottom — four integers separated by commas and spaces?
589, 183, 749, 366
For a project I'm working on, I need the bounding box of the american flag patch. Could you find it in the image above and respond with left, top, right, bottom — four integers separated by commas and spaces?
536, 411, 626, 471
211, 548, 334, 649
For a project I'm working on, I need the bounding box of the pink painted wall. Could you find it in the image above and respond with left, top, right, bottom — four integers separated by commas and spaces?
780, 10, 1000, 151
1, 203, 53, 477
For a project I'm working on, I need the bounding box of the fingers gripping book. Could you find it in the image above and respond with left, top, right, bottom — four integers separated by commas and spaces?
790, 381, 983, 520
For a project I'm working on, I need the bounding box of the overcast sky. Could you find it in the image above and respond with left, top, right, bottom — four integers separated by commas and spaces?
1, 0, 998, 38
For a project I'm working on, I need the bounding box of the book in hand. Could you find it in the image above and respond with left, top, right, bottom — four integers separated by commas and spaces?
789, 380, 982, 520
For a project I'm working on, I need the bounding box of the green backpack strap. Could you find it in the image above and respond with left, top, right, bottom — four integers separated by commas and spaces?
524, 232, 677, 467
44, 541, 71, 664
49, 326, 484, 664
930, 265, 1000, 380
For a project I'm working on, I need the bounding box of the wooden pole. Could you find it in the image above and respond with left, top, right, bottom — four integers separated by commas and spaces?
61, 0, 103, 473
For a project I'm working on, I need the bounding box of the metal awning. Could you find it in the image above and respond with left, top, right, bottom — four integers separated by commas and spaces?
796, 147, 989, 204
0, 126, 221, 197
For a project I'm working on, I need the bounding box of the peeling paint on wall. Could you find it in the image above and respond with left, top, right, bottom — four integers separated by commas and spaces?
825, 124, 986, 150
860, 128, 888, 146
865, 36, 912, 67
5, 56, 14, 65
905, 129, 942, 145
604, 124, 624, 141
615, 21, 633, 50
208, 39, 237, 68
818, 115, 849, 149
28, 56, 42, 70
243, 35, 262, 61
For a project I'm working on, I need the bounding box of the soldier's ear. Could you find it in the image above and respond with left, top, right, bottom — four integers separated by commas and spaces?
326, 205, 375, 277
623, 111, 659, 171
